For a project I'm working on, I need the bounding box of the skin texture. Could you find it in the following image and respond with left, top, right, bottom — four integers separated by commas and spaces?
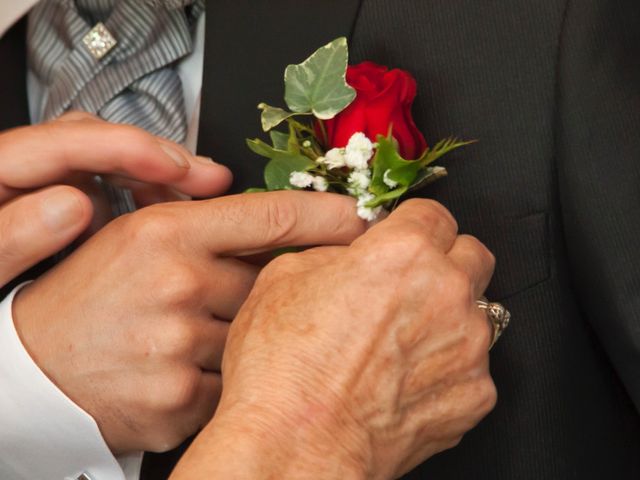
12, 191, 368, 455
171, 199, 497, 480
0, 112, 232, 287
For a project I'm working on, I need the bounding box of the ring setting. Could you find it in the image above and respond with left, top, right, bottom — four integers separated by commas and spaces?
476, 298, 511, 349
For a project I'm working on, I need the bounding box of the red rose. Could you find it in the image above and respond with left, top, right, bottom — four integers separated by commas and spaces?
321, 61, 427, 160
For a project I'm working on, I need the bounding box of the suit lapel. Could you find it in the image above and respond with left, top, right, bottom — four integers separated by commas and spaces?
0, 17, 30, 131
197, 0, 363, 193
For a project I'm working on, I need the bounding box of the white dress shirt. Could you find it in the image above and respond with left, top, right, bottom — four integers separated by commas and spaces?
0, 3, 206, 479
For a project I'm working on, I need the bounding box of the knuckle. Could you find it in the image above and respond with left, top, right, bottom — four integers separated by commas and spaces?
446, 435, 463, 450
464, 235, 496, 272
401, 199, 458, 233
400, 229, 430, 253
258, 252, 298, 282
476, 377, 498, 415
481, 245, 497, 273
382, 227, 431, 261
444, 268, 474, 303
125, 206, 180, 244
158, 368, 201, 413
107, 122, 151, 144
159, 319, 201, 357
263, 196, 299, 245
155, 265, 203, 307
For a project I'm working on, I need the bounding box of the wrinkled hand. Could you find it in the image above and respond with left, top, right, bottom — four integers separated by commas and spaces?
0, 112, 231, 288
12, 191, 366, 455
173, 199, 497, 480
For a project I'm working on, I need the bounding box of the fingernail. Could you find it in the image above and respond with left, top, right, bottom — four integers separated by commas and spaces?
159, 143, 191, 169
41, 190, 83, 232
193, 155, 219, 166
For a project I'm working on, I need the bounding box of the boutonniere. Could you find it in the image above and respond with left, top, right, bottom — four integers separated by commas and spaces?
247, 38, 472, 221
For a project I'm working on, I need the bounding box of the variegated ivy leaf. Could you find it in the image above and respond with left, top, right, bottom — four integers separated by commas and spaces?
284, 37, 356, 120
258, 103, 301, 132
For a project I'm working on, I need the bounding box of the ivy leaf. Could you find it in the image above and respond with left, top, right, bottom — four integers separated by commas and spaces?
369, 135, 422, 196
264, 153, 316, 190
269, 130, 290, 151
419, 137, 476, 167
284, 37, 356, 120
258, 103, 306, 132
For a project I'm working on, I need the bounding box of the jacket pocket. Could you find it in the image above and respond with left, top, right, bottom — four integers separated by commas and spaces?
462, 211, 550, 300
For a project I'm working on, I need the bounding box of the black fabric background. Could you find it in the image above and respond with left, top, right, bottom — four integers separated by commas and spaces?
1, 0, 639, 478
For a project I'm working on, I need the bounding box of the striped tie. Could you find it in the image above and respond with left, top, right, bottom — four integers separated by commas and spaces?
27, 0, 204, 215
28, 0, 203, 143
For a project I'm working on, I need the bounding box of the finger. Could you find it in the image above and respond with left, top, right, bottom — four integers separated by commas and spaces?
189, 191, 368, 256
202, 258, 260, 320
106, 178, 190, 207
0, 185, 92, 286
240, 245, 346, 268
192, 319, 229, 372
0, 113, 232, 200
447, 235, 496, 299
366, 199, 458, 253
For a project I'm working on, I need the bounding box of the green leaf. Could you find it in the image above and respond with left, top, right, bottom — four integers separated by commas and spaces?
369, 135, 422, 196
287, 121, 301, 154
245, 188, 267, 193
365, 185, 409, 209
284, 37, 356, 120
264, 153, 316, 190
419, 137, 476, 167
409, 166, 448, 192
269, 130, 290, 151
246, 138, 285, 159
258, 103, 306, 132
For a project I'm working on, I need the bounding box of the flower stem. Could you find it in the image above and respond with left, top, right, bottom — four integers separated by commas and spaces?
317, 119, 329, 147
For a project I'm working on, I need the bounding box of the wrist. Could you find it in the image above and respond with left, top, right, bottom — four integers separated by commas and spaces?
172, 396, 369, 479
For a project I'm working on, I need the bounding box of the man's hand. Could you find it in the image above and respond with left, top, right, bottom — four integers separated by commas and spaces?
0, 112, 231, 287
172, 199, 497, 480
12, 191, 367, 455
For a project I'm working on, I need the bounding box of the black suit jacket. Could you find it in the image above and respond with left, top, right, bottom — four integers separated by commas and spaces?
1, 1, 639, 478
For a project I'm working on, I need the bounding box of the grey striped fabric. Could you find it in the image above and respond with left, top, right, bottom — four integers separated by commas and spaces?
27, 0, 204, 215
28, 0, 203, 143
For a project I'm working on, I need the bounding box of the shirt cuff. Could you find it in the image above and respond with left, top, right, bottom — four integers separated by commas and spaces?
0, 283, 140, 480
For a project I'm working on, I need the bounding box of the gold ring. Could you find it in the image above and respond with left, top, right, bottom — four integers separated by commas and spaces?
476, 297, 511, 349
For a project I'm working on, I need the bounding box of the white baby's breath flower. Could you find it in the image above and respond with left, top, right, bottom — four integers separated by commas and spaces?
348, 169, 371, 194
345, 150, 369, 170
345, 132, 374, 169
315, 156, 326, 164
302, 140, 312, 148
312, 176, 328, 192
356, 192, 383, 221
323, 148, 347, 169
383, 169, 399, 188
289, 171, 314, 189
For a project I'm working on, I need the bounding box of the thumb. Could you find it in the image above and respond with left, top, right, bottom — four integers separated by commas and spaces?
0, 186, 92, 287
